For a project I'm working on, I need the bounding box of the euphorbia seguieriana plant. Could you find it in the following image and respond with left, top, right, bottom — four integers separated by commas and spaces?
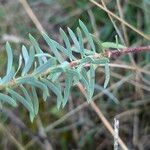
0, 20, 125, 122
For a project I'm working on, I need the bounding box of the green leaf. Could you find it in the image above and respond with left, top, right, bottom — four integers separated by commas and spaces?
59, 28, 75, 61
7, 88, 33, 113
42, 79, 63, 109
20, 85, 33, 107
51, 40, 76, 60
20, 85, 35, 122
102, 42, 126, 49
29, 34, 47, 65
1, 69, 15, 84
63, 71, 73, 107
78, 68, 91, 101
22, 46, 35, 76
35, 53, 52, 58
17, 77, 49, 101
0, 93, 17, 107
33, 58, 57, 75
79, 20, 95, 52
6, 42, 13, 75
31, 86, 39, 115
42, 33, 64, 63
67, 27, 80, 50
77, 27, 85, 57
22, 45, 29, 66
92, 35, 104, 53
104, 63, 110, 88
15, 54, 23, 77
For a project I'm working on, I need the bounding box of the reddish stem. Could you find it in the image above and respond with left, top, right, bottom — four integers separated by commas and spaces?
105, 45, 150, 58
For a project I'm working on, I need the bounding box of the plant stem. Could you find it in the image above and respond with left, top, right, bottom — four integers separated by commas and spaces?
105, 45, 150, 58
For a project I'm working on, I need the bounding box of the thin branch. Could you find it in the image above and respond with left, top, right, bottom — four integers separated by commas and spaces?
18, 0, 46, 33
90, 101, 128, 150
77, 83, 128, 150
105, 45, 150, 58
90, 0, 150, 41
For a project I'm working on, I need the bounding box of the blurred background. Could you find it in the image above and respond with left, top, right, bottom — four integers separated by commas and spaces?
0, 0, 150, 149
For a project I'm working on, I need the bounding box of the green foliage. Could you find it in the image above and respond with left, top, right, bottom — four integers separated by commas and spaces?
0, 20, 123, 122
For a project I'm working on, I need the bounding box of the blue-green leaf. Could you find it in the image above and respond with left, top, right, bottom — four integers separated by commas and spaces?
1, 69, 15, 84
31, 86, 39, 115
0, 93, 17, 107
15, 54, 22, 77
77, 27, 85, 57
60, 28, 75, 61
6, 42, 13, 75
92, 35, 104, 53
102, 42, 126, 49
67, 27, 80, 50
51, 40, 76, 60
78, 68, 91, 101
22, 45, 29, 66
17, 77, 49, 101
7, 89, 33, 112
20, 85, 35, 122
79, 20, 95, 52
20, 85, 33, 107
33, 58, 57, 75
42, 79, 63, 109
29, 34, 47, 65
22, 46, 35, 76
42, 33, 64, 63
63, 71, 73, 107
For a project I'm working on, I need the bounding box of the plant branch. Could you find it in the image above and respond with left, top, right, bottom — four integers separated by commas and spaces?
105, 45, 150, 58
0, 45, 149, 91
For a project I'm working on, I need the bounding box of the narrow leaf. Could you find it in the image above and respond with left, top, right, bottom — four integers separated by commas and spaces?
42, 79, 63, 109
7, 89, 33, 112
33, 58, 57, 75
1, 69, 15, 84
102, 42, 126, 49
60, 28, 74, 60
79, 20, 96, 52
0, 93, 17, 107
22, 46, 35, 76
20, 85, 33, 107
17, 77, 49, 101
6, 42, 13, 75
22, 45, 29, 66
67, 27, 80, 50
52, 40, 76, 60
42, 33, 64, 63
29, 34, 47, 65
77, 27, 85, 57
31, 86, 39, 115
15, 54, 22, 77
63, 72, 73, 107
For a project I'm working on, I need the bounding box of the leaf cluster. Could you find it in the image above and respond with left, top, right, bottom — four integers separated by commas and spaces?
0, 20, 124, 122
